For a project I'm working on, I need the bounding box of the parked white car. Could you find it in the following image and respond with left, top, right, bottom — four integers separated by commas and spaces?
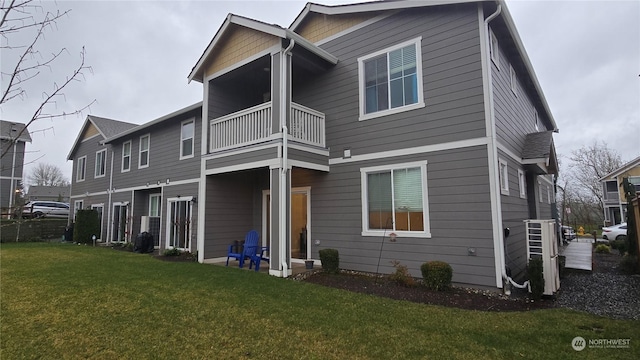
602, 223, 627, 241
20, 201, 70, 219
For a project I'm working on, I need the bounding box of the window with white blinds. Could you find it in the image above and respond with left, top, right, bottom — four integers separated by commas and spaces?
358, 37, 424, 121
362, 162, 430, 237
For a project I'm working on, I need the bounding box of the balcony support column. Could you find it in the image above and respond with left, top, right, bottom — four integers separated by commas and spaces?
269, 42, 293, 277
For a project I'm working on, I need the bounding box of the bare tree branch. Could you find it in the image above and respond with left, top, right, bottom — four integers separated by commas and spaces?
0, 0, 95, 159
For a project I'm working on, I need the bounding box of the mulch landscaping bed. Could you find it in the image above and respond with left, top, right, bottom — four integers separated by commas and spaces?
304, 271, 554, 312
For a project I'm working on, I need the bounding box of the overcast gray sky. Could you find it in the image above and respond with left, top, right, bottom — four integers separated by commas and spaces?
2, 0, 639, 183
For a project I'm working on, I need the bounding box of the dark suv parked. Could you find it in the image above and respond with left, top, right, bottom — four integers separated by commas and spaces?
20, 201, 70, 219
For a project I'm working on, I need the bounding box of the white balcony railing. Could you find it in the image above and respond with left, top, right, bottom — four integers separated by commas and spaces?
209, 101, 325, 152
210, 102, 272, 152
290, 102, 325, 147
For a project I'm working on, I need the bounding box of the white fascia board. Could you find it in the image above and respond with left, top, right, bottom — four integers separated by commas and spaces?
306, 0, 479, 16
104, 102, 202, 143
189, 14, 286, 83
290, 0, 478, 31
67, 116, 100, 160
598, 155, 640, 181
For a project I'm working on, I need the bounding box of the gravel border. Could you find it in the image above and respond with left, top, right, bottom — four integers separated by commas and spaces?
556, 251, 640, 320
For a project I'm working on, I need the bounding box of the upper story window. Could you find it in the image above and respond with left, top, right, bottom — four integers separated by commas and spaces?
509, 65, 517, 96
489, 28, 499, 68
76, 156, 86, 182
534, 109, 540, 131
518, 169, 526, 199
499, 158, 509, 195
180, 119, 194, 159
361, 161, 431, 238
122, 141, 131, 172
547, 185, 552, 204
139, 134, 150, 168
358, 37, 425, 121
95, 149, 106, 178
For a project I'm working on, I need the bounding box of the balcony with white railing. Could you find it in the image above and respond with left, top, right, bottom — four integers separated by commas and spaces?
209, 101, 325, 152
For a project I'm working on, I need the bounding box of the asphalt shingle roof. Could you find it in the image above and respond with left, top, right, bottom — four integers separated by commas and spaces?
521, 131, 554, 160
0, 120, 32, 142
88, 116, 137, 138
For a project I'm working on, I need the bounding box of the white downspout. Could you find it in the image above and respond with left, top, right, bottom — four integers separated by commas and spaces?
106, 150, 114, 243
8, 139, 17, 218
279, 39, 295, 277
483, 4, 530, 293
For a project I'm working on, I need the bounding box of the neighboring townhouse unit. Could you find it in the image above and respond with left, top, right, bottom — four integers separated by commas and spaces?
67, 115, 137, 240
187, 0, 559, 290
28, 185, 71, 203
67, 104, 202, 249
599, 156, 640, 226
1, 120, 32, 216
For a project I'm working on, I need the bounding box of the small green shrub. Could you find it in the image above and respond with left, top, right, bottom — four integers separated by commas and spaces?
319, 248, 339, 274
619, 255, 639, 275
610, 239, 627, 255
73, 209, 100, 244
163, 248, 181, 256
527, 257, 545, 301
595, 244, 611, 254
420, 261, 452, 291
388, 260, 417, 287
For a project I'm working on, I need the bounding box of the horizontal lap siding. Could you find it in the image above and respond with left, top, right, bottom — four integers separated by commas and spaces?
294, 5, 486, 159
295, 146, 496, 288
491, 32, 544, 156
70, 138, 110, 196
110, 110, 202, 189
287, 148, 328, 167
0, 141, 26, 178
203, 172, 260, 259
497, 151, 528, 280
205, 146, 278, 170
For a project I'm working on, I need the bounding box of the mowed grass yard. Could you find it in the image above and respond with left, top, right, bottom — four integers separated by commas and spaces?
1, 243, 638, 359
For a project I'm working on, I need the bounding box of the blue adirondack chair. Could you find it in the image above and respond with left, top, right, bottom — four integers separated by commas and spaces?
226, 230, 260, 269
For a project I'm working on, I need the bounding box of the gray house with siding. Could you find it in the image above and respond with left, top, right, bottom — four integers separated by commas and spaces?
68, 0, 559, 291
67, 104, 202, 248
1, 120, 32, 216
189, 0, 558, 290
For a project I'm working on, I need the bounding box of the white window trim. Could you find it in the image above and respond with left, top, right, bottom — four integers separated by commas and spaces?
538, 180, 544, 203
76, 156, 86, 182
499, 158, 509, 195
534, 109, 539, 131
149, 194, 161, 217
138, 134, 150, 169
360, 161, 431, 238
95, 149, 106, 178
489, 28, 499, 69
74, 200, 84, 219
518, 169, 526, 199
122, 141, 131, 172
180, 119, 195, 160
509, 65, 517, 97
165, 196, 193, 251
357, 37, 425, 121
547, 185, 552, 204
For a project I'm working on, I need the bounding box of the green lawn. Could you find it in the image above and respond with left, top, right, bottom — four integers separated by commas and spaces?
1, 243, 638, 359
